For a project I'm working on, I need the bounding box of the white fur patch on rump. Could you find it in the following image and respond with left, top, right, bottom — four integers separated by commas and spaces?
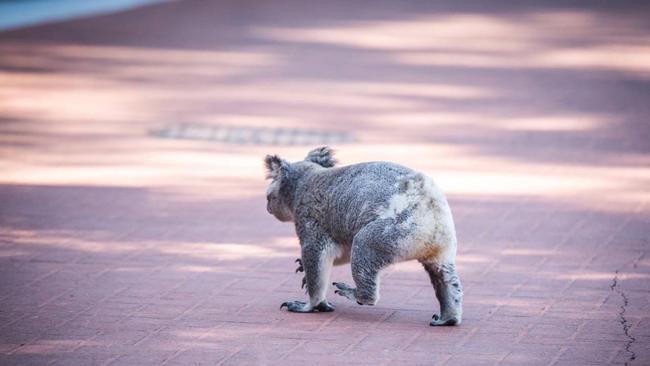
377, 173, 457, 263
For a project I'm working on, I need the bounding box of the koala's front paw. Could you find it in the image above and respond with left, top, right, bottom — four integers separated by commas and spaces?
295, 258, 304, 273
280, 301, 334, 313
314, 301, 335, 312
430, 314, 459, 326
280, 301, 311, 312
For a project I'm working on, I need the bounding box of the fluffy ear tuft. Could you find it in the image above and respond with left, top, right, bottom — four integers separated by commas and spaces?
264, 154, 286, 179
305, 146, 337, 168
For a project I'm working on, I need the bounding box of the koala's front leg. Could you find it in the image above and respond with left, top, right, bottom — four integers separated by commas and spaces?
281, 243, 335, 313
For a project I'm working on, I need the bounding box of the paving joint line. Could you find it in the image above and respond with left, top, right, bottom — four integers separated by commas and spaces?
399, 328, 424, 351
159, 348, 187, 366
547, 346, 567, 366
101, 355, 122, 366
276, 339, 306, 361
455, 326, 478, 349
341, 333, 368, 355
314, 311, 340, 332
215, 346, 243, 366
127, 281, 206, 348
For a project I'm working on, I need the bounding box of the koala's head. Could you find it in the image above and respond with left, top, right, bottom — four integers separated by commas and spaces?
264, 146, 337, 222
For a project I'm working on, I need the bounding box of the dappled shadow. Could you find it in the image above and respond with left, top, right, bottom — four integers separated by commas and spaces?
0, 181, 647, 364
1, 0, 650, 170
0, 183, 289, 249
1, 0, 649, 364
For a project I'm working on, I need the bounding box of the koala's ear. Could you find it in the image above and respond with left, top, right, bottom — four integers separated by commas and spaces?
305, 146, 337, 168
264, 154, 287, 180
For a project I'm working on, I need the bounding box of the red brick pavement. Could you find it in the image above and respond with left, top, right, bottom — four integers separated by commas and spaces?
1, 1, 649, 365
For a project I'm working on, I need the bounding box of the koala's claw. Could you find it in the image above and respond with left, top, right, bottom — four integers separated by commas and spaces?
301, 277, 306, 289
333, 282, 357, 302
430, 314, 459, 326
295, 258, 304, 273
281, 301, 308, 312
332, 282, 353, 290
280, 300, 335, 313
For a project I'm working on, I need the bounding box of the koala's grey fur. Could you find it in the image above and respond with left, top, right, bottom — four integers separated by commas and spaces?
265, 146, 462, 326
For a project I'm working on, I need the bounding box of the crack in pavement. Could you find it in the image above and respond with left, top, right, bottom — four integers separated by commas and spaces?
611, 270, 637, 365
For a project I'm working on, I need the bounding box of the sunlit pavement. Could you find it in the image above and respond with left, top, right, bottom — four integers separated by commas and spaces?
1, 1, 649, 365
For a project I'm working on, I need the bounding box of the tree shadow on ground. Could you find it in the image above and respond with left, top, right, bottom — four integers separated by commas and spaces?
0, 1, 649, 364
1, 0, 650, 169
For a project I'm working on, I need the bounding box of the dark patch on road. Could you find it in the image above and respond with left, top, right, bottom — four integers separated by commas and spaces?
150, 124, 354, 145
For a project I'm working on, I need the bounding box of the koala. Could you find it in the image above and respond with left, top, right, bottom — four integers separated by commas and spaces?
265, 146, 462, 326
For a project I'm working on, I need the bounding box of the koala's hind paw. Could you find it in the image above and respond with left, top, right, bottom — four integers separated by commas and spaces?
295, 258, 304, 273
333, 282, 376, 306
280, 300, 334, 313
430, 314, 459, 326
332, 282, 359, 303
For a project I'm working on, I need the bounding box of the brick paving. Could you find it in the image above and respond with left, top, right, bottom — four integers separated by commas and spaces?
1, 1, 649, 365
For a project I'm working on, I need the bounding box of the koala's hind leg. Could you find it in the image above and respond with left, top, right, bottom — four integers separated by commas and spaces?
334, 224, 394, 306
421, 261, 463, 326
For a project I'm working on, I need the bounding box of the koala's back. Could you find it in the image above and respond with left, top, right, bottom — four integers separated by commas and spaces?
327, 161, 412, 201
304, 162, 455, 259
